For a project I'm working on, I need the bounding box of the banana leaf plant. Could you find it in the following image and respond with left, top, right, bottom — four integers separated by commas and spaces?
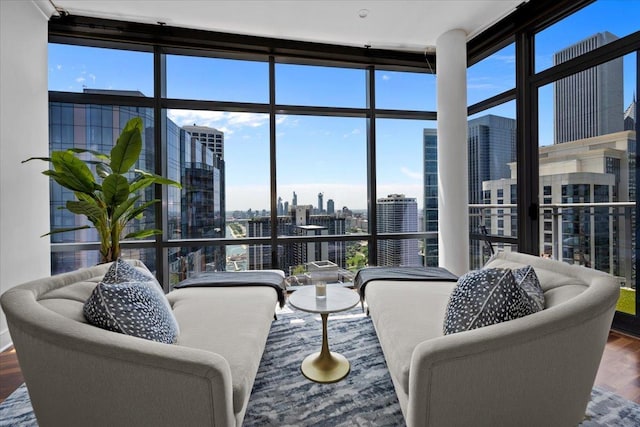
23, 117, 181, 263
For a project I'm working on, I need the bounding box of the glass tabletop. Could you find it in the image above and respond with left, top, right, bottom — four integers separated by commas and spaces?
288, 284, 360, 314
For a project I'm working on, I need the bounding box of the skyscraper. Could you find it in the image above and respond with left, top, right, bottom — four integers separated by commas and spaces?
467, 115, 516, 204
317, 192, 324, 214
182, 125, 225, 158
327, 199, 335, 215
624, 96, 637, 131
423, 128, 438, 266
376, 194, 420, 266
554, 32, 623, 144
49, 99, 156, 273
247, 205, 346, 272
49, 93, 226, 277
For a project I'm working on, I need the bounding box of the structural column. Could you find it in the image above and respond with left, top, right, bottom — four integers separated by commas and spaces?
436, 29, 469, 275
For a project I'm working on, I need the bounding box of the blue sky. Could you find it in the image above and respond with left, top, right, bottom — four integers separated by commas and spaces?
48, 0, 639, 211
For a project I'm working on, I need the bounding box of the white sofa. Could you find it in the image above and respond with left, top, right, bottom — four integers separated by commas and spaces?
0, 261, 282, 427
364, 251, 620, 427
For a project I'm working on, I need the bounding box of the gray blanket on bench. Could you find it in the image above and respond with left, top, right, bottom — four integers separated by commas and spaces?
174, 271, 286, 308
354, 266, 458, 301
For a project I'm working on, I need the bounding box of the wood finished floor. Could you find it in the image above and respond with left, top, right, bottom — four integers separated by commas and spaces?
1, 330, 639, 405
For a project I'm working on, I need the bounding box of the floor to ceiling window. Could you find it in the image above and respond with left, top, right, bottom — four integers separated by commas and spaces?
467, 43, 517, 268
47, 24, 437, 289
468, 0, 639, 334
531, 1, 639, 332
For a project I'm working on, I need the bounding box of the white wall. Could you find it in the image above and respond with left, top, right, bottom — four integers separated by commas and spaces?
0, 0, 52, 350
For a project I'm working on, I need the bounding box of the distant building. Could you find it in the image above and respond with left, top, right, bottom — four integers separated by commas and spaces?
624, 96, 636, 131
468, 115, 516, 204
483, 130, 635, 283
49, 101, 156, 273
327, 199, 335, 215
247, 205, 346, 272
317, 192, 324, 214
423, 128, 438, 266
376, 194, 420, 266
182, 125, 225, 159
48, 99, 226, 278
554, 32, 623, 144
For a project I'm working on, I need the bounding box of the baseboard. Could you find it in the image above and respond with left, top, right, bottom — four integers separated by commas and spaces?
0, 328, 12, 352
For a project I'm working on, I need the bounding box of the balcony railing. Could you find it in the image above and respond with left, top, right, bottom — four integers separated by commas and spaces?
470, 202, 636, 315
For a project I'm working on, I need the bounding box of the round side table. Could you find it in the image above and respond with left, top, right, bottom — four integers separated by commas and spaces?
287, 285, 360, 383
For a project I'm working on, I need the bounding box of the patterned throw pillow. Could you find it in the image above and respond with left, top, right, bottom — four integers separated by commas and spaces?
443, 268, 539, 335
512, 265, 545, 311
83, 259, 179, 344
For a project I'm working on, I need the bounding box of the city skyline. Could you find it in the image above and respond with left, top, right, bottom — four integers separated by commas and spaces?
47, 1, 639, 211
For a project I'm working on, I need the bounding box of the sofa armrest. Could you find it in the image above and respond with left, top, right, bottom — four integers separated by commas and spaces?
406, 279, 617, 427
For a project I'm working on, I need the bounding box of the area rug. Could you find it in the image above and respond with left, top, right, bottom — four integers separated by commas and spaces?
1, 307, 640, 426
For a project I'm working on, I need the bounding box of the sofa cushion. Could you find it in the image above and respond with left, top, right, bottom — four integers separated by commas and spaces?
168, 286, 277, 414
366, 280, 457, 395
83, 259, 179, 344
443, 268, 538, 335
513, 265, 545, 311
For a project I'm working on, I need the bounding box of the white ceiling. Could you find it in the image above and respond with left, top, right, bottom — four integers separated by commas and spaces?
49, 0, 526, 53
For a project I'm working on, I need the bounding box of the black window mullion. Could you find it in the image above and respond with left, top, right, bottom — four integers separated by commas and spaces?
366, 66, 377, 266
154, 45, 168, 290
515, 29, 539, 257
269, 56, 278, 268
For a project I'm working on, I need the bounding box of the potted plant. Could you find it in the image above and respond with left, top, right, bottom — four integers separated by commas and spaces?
23, 117, 181, 263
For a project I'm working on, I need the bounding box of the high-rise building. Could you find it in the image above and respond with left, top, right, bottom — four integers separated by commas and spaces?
317, 192, 324, 214
49, 94, 226, 277
624, 96, 637, 131
482, 130, 635, 283
423, 128, 438, 266
277, 197, 284, 215
49, 99, 155, 273
467, 115, 516, 204
292, 191, 298, 207
467, 115, 516, 266
247, 205, 346, 272
326, 199, 335, 215
554, 32, 623, 144
376, 194, 420, 266
182, 125, 225, 159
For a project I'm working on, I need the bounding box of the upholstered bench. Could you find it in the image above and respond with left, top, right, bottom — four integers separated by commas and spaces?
1, 260, 284, 427
363, 252, 620, 427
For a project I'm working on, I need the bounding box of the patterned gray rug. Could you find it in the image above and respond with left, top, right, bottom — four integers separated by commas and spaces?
1, 307, 640, 426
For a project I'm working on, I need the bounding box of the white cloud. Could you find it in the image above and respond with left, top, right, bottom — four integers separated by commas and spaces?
492, 54, 515, 64
382, 74, 391, 81
89, 73, 96, 83
400, 166, 422, 180
76, 77, 85, 83
167, 110, 275, 139
343, 128, 361, 138
56, 64, 62, 70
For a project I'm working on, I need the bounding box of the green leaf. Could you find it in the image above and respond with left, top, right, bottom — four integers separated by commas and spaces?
110, 117, 142, 173
129, 176, 155, 194
124, 229, 161, 239
22, 156, 51, 164
133, 169, 182, 187
67, 148, 110, 161
112, 195, 140, 223
50, 151, 97, 194
41, 225, 91, 237
102, 174, 130, 206
66, 200, 104, 223
125, 199, 158, 222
